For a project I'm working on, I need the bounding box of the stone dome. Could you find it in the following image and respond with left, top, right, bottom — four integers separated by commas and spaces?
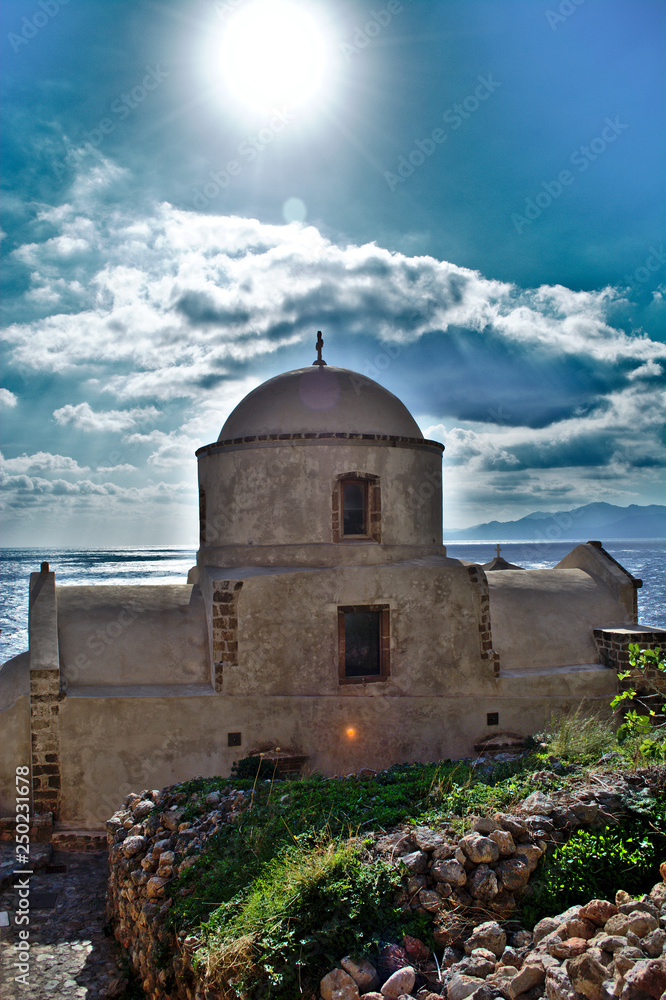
219, 366, 423, 440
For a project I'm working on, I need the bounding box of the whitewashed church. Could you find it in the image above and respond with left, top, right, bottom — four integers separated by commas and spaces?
1, 336, 660, 829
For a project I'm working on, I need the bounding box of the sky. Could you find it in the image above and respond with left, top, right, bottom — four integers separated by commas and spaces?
1, 0, 665, 545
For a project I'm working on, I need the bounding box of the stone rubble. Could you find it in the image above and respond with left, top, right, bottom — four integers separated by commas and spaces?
106, 782, 251, 1000
102, 768, 666, 1000
319, 880, 666, 1000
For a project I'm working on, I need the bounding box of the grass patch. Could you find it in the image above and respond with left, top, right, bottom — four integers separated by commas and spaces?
200, 836, 403, 999
160, 717, 664, 1000
534, 707, 617, 764
167, 756, 548, 933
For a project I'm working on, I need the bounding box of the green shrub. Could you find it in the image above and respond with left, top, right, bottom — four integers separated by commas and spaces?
231, 755, 279, 781
522, 793, 666, 927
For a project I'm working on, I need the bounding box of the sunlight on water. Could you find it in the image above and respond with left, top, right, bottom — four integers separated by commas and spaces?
1, 541, 664, 662
0, 548, 197, 661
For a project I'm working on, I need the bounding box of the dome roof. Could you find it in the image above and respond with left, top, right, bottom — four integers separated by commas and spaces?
219, 366, 423, 441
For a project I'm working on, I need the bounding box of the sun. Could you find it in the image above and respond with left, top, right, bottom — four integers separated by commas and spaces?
220, 0, 328, 112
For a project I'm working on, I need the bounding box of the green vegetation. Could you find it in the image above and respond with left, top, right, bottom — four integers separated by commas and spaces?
162, 707, 666, 1000
534, 706, 617, 764
200, 837, 404, 999
611, 644, 666, 761
523, 790, 666, 927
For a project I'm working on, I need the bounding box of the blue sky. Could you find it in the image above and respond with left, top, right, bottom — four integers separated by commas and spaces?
1, 0, 664, 545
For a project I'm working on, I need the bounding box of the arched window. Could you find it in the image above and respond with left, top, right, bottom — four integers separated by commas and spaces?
332, 473, 381, 543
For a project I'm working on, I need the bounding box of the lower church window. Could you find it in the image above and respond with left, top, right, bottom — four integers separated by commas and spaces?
338, 605, 390, 683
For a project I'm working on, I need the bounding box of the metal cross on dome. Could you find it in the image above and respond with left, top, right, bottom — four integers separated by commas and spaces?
312, 331, 327, 366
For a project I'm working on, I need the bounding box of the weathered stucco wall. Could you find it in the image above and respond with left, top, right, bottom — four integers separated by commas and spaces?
57, 684, 615, 827
197, 438, 444, 561
226, 561, 491, 698
57, 585, 210, 689
487, 568, 632, 671
0, 654, 31, 816
555, 542, 640, 621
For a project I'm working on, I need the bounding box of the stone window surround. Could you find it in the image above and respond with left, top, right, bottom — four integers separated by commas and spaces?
332, 472, 381, 544
338, 604, 390, 685
198, 486, 206, 545
211, 581, 243, 692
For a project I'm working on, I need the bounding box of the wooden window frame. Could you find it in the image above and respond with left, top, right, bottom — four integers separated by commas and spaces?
332, 473, 381, 543
338, 604, 390, 685
340, 478, 368, 538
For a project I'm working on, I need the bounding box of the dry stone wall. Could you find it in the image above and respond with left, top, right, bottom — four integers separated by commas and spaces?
105, 771, 666, 1000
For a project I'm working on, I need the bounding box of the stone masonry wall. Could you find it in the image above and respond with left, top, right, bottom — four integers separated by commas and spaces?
30, 669, 62, 818
211, 580, 243, 692
467, 565, 501, 678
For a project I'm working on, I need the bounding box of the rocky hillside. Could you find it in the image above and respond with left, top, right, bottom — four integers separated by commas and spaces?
105, 762, 666, 1000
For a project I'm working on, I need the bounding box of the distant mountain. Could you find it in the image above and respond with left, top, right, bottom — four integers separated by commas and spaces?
444, 502, 666, 541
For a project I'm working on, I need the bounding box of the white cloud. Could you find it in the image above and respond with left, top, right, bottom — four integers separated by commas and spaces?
52, 402, 161, 432
627, 360, 663, 381
0, 452, 90, 475
3, 203, 664, 399
0, 471, 195, 503
0, 389, 17, 408
3, 199, 665, 536
124, 429, 198, 469
95, 463, 137, 474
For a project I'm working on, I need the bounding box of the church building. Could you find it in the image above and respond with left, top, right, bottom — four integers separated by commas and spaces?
0, 337, 658, 829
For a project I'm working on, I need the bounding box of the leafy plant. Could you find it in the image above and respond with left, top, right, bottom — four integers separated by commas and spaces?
522, 792, 666, 927
611, 644, 666, 749
231, 755, 279, 781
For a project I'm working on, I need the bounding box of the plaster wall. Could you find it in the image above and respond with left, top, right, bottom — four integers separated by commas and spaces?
0, 653, 31, 815
487, 568, 632, 671
197, 438, 443, 561
29, 571, 59, 671
57, 684, 616, 828
224, 562, 493, 698
56, 585, 210, 689
555, 543, 639, 620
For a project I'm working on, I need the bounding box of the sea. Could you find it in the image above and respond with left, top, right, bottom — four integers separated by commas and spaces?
1, 540, 664, 662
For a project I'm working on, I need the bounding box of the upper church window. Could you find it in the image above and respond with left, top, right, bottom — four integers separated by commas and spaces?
341, 480, 368, 536
332, 473, 381, 543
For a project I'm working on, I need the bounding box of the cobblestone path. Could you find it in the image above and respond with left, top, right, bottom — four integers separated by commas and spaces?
0, 846, 129, 1000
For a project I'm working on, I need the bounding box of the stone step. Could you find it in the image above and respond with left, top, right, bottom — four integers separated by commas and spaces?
51, 828, 107, 852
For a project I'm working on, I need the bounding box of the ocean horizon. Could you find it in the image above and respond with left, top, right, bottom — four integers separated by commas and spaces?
1, 539, 664, 662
